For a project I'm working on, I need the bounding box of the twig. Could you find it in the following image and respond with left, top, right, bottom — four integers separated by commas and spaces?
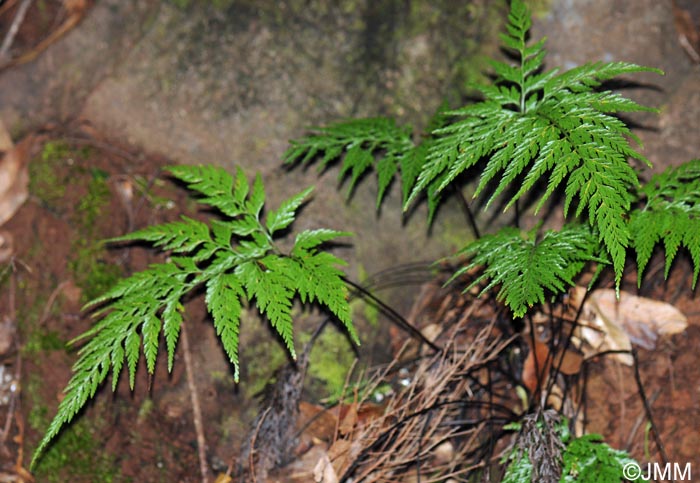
625, 389, 660, 450
631, 349, 669, 469
0, 0, 32, 62
38, 280, 69, 325
342, 276, 441, 353
452, 185, 480, 239
182, 319, 210, 483
248, 407, 272, 483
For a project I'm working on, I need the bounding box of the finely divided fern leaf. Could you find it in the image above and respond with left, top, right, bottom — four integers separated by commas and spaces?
284, 117, 417, 208
561, 434, 640, 483
408, 0, 661, 286
630, 159, 700, 287
32, 165, 356, 468
503, 420, 641, 483
451, 224, 603, 317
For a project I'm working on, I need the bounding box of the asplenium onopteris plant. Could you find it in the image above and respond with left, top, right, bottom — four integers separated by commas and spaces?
286, 0, 700, 318
31, 164, 358, 467
502, 415, 642, 483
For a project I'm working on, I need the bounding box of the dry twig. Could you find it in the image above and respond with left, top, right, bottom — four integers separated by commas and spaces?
182, 319, 210, 483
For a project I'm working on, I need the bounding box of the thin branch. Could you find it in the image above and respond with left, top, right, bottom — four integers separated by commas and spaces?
631, 348, 670, 470
342, 276, 441, 353
452, 185, 480, 239
0, 0, 32, 62
182, 319, 210, 483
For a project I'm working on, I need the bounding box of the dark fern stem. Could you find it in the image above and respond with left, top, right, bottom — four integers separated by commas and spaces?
452, 184, 481, 239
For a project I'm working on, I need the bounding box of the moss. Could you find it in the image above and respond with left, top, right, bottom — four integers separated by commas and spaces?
304, 328, 356, 401
68, 167, 121, 302
29, 145, 66, 208
239, 331, 289, 400
26, 376, 126, 482
22, 329, 64, 355
69, 244, 122, 303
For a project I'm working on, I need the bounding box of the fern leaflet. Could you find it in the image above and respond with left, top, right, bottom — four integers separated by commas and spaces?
32, 165, 356, 468
407, 0, 661, 285
630, 159, 700, 287
503, 424, 641, 483
284, 117, 415, 207
450, 224, 603, 317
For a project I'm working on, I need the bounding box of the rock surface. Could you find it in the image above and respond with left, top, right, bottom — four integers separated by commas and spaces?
531, 0, 700, 171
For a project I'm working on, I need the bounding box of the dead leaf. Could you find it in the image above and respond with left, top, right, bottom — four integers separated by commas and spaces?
0, 120, 12, 152
569, 286, 688, 365
522, 327, 583, 394
0, 135, 31, 227
327, 438, 353, 479
337, 403, 358, 436
298, 401, 338, 442
313, 452, 339, 483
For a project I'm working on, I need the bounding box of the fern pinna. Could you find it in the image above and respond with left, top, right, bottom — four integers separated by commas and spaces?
630, 159, 700, 288
31, 165, 357, 467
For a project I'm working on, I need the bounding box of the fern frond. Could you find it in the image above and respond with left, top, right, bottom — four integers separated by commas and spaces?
111, 216, 212, 253
451, 224, 602, 317
32, 165, 356, 469
630, 159, 700, 287
166, 165, 242, 217
284, 117, 415, 208
266, 186, 314, 235
291, 238, 358, 343
561, 434, 640, 483
407, 0, 661, 286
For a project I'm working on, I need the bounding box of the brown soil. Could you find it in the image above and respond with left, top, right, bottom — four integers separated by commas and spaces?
0, 127, 232, 482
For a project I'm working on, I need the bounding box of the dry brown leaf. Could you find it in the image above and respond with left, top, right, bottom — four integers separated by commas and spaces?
0, 135, 31, 227
570, 286, 688, 365
298, 401, 338, 442
522, 328, 583, 394
337, 403, 358, 436
312, 451, 339, 483
0, 120, 12, 152
327, 438, 353, 479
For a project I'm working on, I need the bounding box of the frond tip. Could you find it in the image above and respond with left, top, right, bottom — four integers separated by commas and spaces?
31, 165, 356, 469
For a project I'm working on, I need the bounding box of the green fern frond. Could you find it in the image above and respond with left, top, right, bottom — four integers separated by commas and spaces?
451, 224, 603, 317
561, 434, 641, 483
630, 159, 700, 288
266, 186, 314, 235
408, 0, 661, 286
284, 117, 414, 207
32, 165, 355, 468
503, 428, 641, 483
